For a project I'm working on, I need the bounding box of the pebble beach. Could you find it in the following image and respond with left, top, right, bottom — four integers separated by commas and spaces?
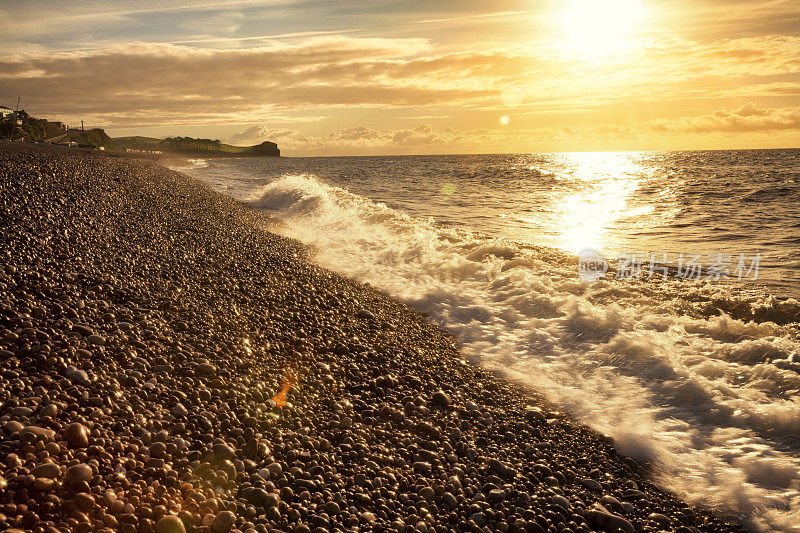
0, 141, 746, 533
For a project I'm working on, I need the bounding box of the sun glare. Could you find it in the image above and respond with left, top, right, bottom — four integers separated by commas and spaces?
553, 152, 643, 253
558, 0, 645, 58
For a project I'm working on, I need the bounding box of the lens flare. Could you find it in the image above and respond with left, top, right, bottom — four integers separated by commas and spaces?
271, 369, 298, 407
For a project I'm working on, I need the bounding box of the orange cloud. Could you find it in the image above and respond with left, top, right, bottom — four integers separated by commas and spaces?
652, 103, 800, 133
0, 38, 504, 127
1, 33, 799, 150
229, 123, 492, 154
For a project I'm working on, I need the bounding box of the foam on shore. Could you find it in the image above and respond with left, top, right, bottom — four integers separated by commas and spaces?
237, 172, 800, 532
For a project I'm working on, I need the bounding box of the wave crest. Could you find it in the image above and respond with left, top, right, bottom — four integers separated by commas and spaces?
250, 173, 800, 532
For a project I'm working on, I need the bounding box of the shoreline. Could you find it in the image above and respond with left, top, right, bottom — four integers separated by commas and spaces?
0, 141, 746, 533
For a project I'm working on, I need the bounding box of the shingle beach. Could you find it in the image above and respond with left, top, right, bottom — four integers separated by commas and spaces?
0, 141, 745, 533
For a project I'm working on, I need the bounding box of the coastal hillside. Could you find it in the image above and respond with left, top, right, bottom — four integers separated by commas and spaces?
0, 110, 118, 149
63, 128, 117, 149
1, 110, 279, 156
2, 117, 66, 142
0, 141, 743, 533
114, 136, 280, 156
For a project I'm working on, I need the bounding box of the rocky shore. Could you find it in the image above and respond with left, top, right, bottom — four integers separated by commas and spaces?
0, 141, 745, 533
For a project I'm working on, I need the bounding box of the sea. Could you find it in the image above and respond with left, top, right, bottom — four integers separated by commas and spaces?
175, 149, 800, 532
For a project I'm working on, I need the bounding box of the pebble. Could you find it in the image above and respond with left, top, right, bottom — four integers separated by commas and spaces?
551, 495, 571, 510
266, 462, 282, 477
20, 425, 55, 443
580, 477, 603, 491
412, 461, 432, 474
72, 324, 94, 337
442, 492, 458, 509
41, 403, 58, 418
470, 512, 487, 527
87, 334, 106, 345
211, 510, 236, 533
197, 363, 217, 376
64, 422, 90, 448
488, 458, 516, 480
32, 462, 60, 479
419, 486, 435, 501
66, 365, 91, 386
648, 512, 671, 526
5, 420, 24, 434
586, 508, 635, 533
64, 463, 93, 486
74, 492, 95, 512
524, 407, 547, 424
155, 515, 186, 533
11, 406, 33, 417
488, 488, 505, 503
431, 390, 451, 407
172, 402, 188, 417
599, 495, 624, 512
213, 442, 236, 460
34, 477, 55, 490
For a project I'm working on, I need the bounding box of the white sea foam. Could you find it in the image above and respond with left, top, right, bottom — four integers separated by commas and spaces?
242, 173, 800, 532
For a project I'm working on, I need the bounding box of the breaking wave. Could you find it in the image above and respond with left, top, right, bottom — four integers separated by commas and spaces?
250, 173, 800, 532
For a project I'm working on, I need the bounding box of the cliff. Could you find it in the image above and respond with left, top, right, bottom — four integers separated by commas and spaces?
236, 140, 280, 157
113, 136, 280, 157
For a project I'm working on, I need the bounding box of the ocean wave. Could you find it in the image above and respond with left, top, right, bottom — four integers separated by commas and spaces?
248, 173, 800, 532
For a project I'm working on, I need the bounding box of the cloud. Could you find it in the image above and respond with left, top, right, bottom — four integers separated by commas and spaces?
229, 125, 299, 144
652, 103, 800, 133
228, 123, 497, 154
1, 32, 799, 139
0, 38, 506, 127
643, 35, 800, 79
0, 1, 288, 41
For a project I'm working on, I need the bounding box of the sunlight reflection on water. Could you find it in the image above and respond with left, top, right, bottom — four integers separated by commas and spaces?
515, 151, 676, 255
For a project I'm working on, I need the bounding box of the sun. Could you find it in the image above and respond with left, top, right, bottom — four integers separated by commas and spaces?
558, 0, 645, 58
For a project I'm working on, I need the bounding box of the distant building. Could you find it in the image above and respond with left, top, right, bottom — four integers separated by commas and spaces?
0, 106, 13, 120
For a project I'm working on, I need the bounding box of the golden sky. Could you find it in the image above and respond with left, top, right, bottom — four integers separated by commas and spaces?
1, 0, 799, 155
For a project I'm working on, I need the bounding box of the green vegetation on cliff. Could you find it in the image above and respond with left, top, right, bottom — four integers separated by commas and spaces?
113, 136, 280, 156
64, 128, 117, 148
1, 117, 64, 141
